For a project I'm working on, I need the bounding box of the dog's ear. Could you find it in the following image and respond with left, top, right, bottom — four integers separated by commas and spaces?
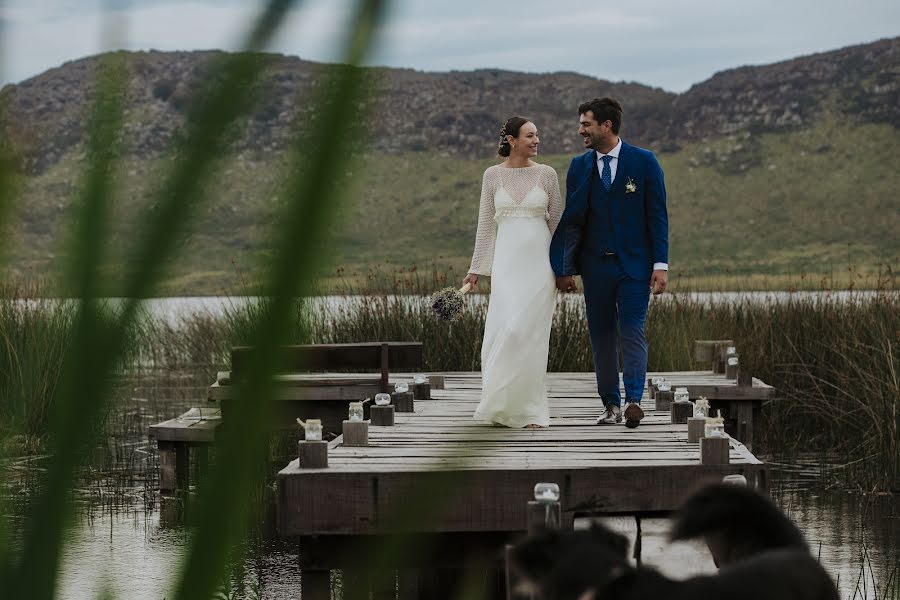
587, 522, 630, 557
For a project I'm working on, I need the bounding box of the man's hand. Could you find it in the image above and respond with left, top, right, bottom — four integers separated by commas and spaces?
556, 275, 577, 292
463, 273, 478, 289
650, 270, 668, 295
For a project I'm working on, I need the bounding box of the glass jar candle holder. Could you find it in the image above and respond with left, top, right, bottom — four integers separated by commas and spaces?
723, 474, 747, 485
348, 402, 364, 422
651, 376, 664, 386
533, 482, 560, 503
304, 419, 323, 441
414, 374, 427, 385
704, 411, 725, 438
657, 381, 672, 392
674, 387, 690, 403
727, 357, 739, 367
394, 381, 409, 393
726, 346, 737, 356
693, 397, 710, 418
374, 393, 391, 406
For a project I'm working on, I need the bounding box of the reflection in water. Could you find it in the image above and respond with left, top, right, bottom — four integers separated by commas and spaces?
4, 372, 898, 599
37, 483, 898, 599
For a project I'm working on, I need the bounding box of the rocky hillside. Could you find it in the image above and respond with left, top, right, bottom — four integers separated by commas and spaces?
1, 36, 897, 174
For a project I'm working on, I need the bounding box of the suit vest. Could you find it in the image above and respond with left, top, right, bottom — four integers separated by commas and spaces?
583, 160, 616, 256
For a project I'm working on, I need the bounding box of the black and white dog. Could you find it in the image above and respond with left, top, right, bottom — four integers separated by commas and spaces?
510, 483, 839, 600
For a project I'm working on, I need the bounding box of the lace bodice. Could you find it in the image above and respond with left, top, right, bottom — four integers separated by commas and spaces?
469, 164, 563, 275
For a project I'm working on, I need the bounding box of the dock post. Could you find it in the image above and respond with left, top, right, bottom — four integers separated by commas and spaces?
158, 441, 188, 493
655, 390, 674, 412
429, 374, 446, 389
371, 405, 395, 426
687, 417, 706, 443
298, 440, 328, 468
413, 381, 431, 400
391, 391, 415, 412
671, 402, 693, 424
342, 420, 369, 446
700, 437, 730, 464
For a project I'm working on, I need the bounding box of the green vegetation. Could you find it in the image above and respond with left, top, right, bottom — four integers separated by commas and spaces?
5, 272, 898, 492
5, 115, 898, 295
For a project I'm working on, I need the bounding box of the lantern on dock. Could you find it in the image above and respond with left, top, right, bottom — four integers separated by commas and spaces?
414, 374, 427, 385
727, 357, 739, 367
674, 387, 690, 403
534, 482, 560, 503
723, 474, 747, 485
726, 346, 737, 356
394, 381, 409, 393
374, 393, 391, 406
657, 380, 671, 392
693, 397, 710, 418
304, 419, 323, 441
348, 402, 364, 422
704, 411, 725, 438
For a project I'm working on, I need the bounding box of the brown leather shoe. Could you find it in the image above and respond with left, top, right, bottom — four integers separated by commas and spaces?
623, 402, 644, 429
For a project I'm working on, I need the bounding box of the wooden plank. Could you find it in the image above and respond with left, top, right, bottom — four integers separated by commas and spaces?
275, 370, 770, 539
149, 408, 221, 444
208, 381, 381, 401
231, 342, 423, 375
277, 464, 765, 536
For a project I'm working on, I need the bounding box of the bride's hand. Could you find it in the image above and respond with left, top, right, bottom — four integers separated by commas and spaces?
463, 273, 478, 288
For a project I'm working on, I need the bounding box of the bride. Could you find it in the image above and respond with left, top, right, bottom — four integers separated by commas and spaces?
464, 117, 563, 428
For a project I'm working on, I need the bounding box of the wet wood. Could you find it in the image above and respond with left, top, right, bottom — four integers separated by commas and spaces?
392, 391, 415, 412
230, 342, 424, 375
670, 402, 693, 424
342, 420, 369, 447
277, 372, 768, 537
687, 417, 706, 443
298, 440, 328, 468
700, 436, 730, 465
371, 405, 395, 426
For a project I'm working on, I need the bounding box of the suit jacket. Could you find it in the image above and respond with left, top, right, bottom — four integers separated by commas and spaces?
549, 140, 668, 281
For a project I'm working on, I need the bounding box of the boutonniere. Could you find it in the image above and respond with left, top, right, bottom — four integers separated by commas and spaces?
625, 177, 637, 193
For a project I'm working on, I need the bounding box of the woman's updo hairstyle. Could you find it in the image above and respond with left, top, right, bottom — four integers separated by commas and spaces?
497, 116, 530, 157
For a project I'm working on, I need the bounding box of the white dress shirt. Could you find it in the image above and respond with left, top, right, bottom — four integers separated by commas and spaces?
596, 139, 668, 272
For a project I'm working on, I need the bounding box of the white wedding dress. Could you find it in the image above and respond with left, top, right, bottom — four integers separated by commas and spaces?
468, 164, 563, 427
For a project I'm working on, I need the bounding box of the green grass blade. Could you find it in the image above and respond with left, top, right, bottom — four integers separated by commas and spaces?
171, 2, 389, 598
8, 2, 299, 598
6, 51, 128, 599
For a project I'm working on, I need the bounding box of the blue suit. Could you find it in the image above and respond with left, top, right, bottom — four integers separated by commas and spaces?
550, 141, 668, 406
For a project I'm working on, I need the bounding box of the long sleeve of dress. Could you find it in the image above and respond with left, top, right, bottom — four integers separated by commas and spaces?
545, 165, 563, 235
468, 168, 497, 276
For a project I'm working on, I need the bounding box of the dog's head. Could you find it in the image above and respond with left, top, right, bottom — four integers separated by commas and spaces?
510, 524, 633, 600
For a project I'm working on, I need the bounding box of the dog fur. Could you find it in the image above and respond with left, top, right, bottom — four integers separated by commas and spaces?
510, 483, 839, 600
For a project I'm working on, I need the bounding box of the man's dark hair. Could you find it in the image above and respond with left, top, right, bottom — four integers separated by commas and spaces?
578, 97, 623, 134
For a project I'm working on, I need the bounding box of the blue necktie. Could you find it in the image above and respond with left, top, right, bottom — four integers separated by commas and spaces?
601, 155, 613, 191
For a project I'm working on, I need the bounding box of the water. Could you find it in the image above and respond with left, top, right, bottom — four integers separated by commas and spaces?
3, 372, 898, 599
10, 290, 896, 328
35, 479, 899, 599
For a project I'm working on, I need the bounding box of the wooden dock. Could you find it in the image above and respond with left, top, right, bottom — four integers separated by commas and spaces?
276, 371, 769, 597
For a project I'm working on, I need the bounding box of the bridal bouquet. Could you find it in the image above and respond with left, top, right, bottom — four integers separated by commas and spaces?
430, 282, 473, 322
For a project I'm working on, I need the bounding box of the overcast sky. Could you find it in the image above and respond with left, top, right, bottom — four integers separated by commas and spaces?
1, 0, 897, 91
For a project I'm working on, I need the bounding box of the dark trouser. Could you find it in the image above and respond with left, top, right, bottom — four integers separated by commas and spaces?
581, 255, 650, 407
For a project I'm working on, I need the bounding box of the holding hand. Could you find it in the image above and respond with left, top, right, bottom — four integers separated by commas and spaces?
556, 275, 577, 293
650, 270, 668, 295
463, 273, 479, 288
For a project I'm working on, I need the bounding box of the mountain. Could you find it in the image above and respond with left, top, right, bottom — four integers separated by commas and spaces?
1, 37, 898, 293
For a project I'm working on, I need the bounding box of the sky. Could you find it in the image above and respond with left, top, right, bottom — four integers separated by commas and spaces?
1, 0, 898, 92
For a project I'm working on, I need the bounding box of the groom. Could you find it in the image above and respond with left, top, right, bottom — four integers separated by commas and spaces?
550, 97, 669, 429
